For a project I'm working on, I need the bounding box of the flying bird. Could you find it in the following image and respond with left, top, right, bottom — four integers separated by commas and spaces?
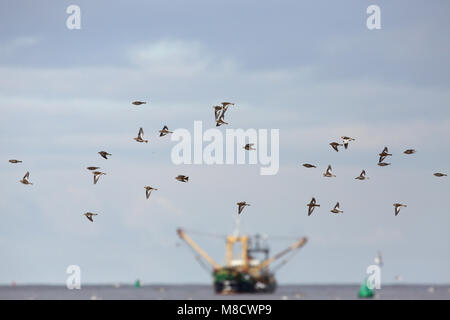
323, 165, 336, 178
379, 147, 392, 162
393, 203, 407, 216
243, 143, 256, 150
341, 136, 355, 149
329, 142, 343, 152
93, 171, 106, 184
144, 186, 158, 199
330, 202, 343, 214
20, 172, 33, 185
215, 102, 234, 125
307, 197, 320, 216
84, 212, 98, 222
98, 151, 111, 159
9, 159, 22, 164
134, 127, 148, 143
132, 101, 147, 105
355, 170, 369, 180
237, 201, 250, 215
87, 167, 100, 171
433, 173, 447, 177
175, 175, 189, 183
159, 125, 173, 137
302, 163, 316, 168
404, 149, 416, 155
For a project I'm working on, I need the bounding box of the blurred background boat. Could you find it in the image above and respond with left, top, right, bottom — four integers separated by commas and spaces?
177, 227, 307, 294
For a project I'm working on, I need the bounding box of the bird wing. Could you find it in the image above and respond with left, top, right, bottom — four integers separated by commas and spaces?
335, 202, 340, 209
138, 127, 144, 138
213, 107, 222, 120
327, 165, 332, 174
24, 172, 30, 179
93, 174, 99, 184
219, 106, 228, 119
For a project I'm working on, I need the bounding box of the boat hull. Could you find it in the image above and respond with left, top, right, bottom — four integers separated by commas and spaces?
213, 269, 276, 294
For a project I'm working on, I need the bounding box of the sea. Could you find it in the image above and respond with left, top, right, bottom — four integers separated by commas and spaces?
0, 284, 449, 300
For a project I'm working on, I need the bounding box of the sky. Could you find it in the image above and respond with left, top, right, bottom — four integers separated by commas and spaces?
1, 0, 450, 285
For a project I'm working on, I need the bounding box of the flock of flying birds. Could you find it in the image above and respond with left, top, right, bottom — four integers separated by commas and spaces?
303, 138, 448, 217
8, 100, 258, 221
7, 101, 448, 220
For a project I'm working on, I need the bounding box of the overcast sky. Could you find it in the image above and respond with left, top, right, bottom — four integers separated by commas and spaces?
1, 0, 450, 285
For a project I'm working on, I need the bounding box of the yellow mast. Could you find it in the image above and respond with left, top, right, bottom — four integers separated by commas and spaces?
225, 235, 249, 270
177, 228, 221, 270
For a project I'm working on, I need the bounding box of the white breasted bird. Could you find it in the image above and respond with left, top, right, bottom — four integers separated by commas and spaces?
237, 201, 250, 215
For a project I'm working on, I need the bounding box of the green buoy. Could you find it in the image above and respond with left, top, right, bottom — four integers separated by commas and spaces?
358, 279, 374, 298
134, 279, 142, 288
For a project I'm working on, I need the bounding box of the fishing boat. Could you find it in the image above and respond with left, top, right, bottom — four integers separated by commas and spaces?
177, 228, 308, 294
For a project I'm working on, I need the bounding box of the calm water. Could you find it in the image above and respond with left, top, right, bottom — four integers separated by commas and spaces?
1, 284, 449, 300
